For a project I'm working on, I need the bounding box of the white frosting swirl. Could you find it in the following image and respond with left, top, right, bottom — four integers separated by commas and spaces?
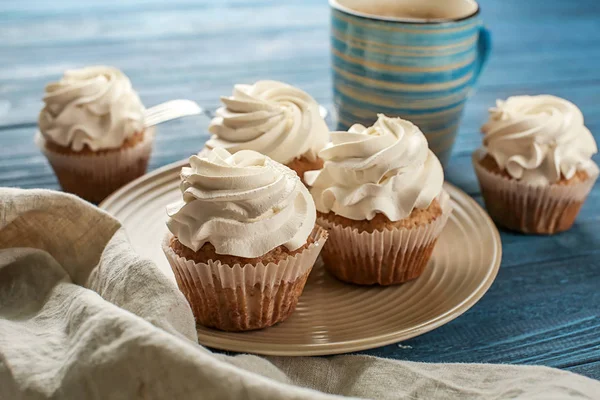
481, 95, 598, 185
166, 148, 316, 258
206, 80, 328, 164
305, 114, 444, 221
38, 66, 145, 151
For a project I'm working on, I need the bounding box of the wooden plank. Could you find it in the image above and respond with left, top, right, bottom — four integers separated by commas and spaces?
1, 0, 600, 128
568, 361, 600, 378
361, 252, 600, 375
0, 116, 212, 187
1, 0, 600, 380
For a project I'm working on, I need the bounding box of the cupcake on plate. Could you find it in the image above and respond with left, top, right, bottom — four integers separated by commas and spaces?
162, 147, 327, 331
473, 95, 599, 234
305, 114, 452, 286
36, 66, 153, 203
205, 80, 328, 182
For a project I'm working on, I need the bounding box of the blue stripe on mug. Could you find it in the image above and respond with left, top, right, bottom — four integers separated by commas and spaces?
333, 66, 475, 94
332, 40, 478, 68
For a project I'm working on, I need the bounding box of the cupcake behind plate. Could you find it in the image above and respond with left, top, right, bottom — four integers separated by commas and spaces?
36, 66, 154, 203
473, 94, 599, 234
204, 80, 329, 183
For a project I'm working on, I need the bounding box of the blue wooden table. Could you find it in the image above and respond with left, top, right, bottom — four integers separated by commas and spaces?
1, 0, 599, 380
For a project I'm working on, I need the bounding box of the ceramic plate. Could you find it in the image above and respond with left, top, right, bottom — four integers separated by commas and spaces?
101, 159, 501, 356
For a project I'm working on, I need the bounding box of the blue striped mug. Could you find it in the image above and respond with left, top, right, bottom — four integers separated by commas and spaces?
330, 0, 491, 166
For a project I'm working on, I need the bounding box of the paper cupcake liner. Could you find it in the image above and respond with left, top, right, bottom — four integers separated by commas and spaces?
162, 226, 328, 331
318, 191, 452, 286
472, 153, 598, 234
36, 129, 155, 203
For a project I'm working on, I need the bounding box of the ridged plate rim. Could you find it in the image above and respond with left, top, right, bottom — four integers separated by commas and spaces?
101, 159, 502, 356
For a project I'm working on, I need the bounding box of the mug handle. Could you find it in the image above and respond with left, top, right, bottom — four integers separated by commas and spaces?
472, 25, 492, 84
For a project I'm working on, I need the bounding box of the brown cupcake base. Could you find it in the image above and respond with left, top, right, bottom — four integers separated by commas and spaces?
162, 226, 328, 332
473, 153, 597, 234
53, 155, 150, 204
174, 269, 310, 331
168, 234, 314, 266
322, 240, 438, 286
318, 193, 452, 286
36, 130, 154, 204
479, 183, 585, 234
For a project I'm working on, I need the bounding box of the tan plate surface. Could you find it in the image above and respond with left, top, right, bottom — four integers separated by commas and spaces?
101, 159, 502, 356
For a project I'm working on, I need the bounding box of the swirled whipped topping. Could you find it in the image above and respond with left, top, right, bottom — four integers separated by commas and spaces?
38, 66, 145, 151
481, 95, 598, 185
304, 114, 444, 221
166, 148, 316, 258
206, 80, 328, 164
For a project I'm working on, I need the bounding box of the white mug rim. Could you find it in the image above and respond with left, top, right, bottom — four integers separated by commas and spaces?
329, 0, 480, 24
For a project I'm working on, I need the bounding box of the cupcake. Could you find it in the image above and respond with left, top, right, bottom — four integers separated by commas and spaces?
305, 114, 452, 286
162, 148, 327, 331
205, 80, 328, 182
473, 95, 599, 234
35, 66, 153, 203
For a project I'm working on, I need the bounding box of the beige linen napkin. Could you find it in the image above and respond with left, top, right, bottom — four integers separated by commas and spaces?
1, 188, 598, 400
